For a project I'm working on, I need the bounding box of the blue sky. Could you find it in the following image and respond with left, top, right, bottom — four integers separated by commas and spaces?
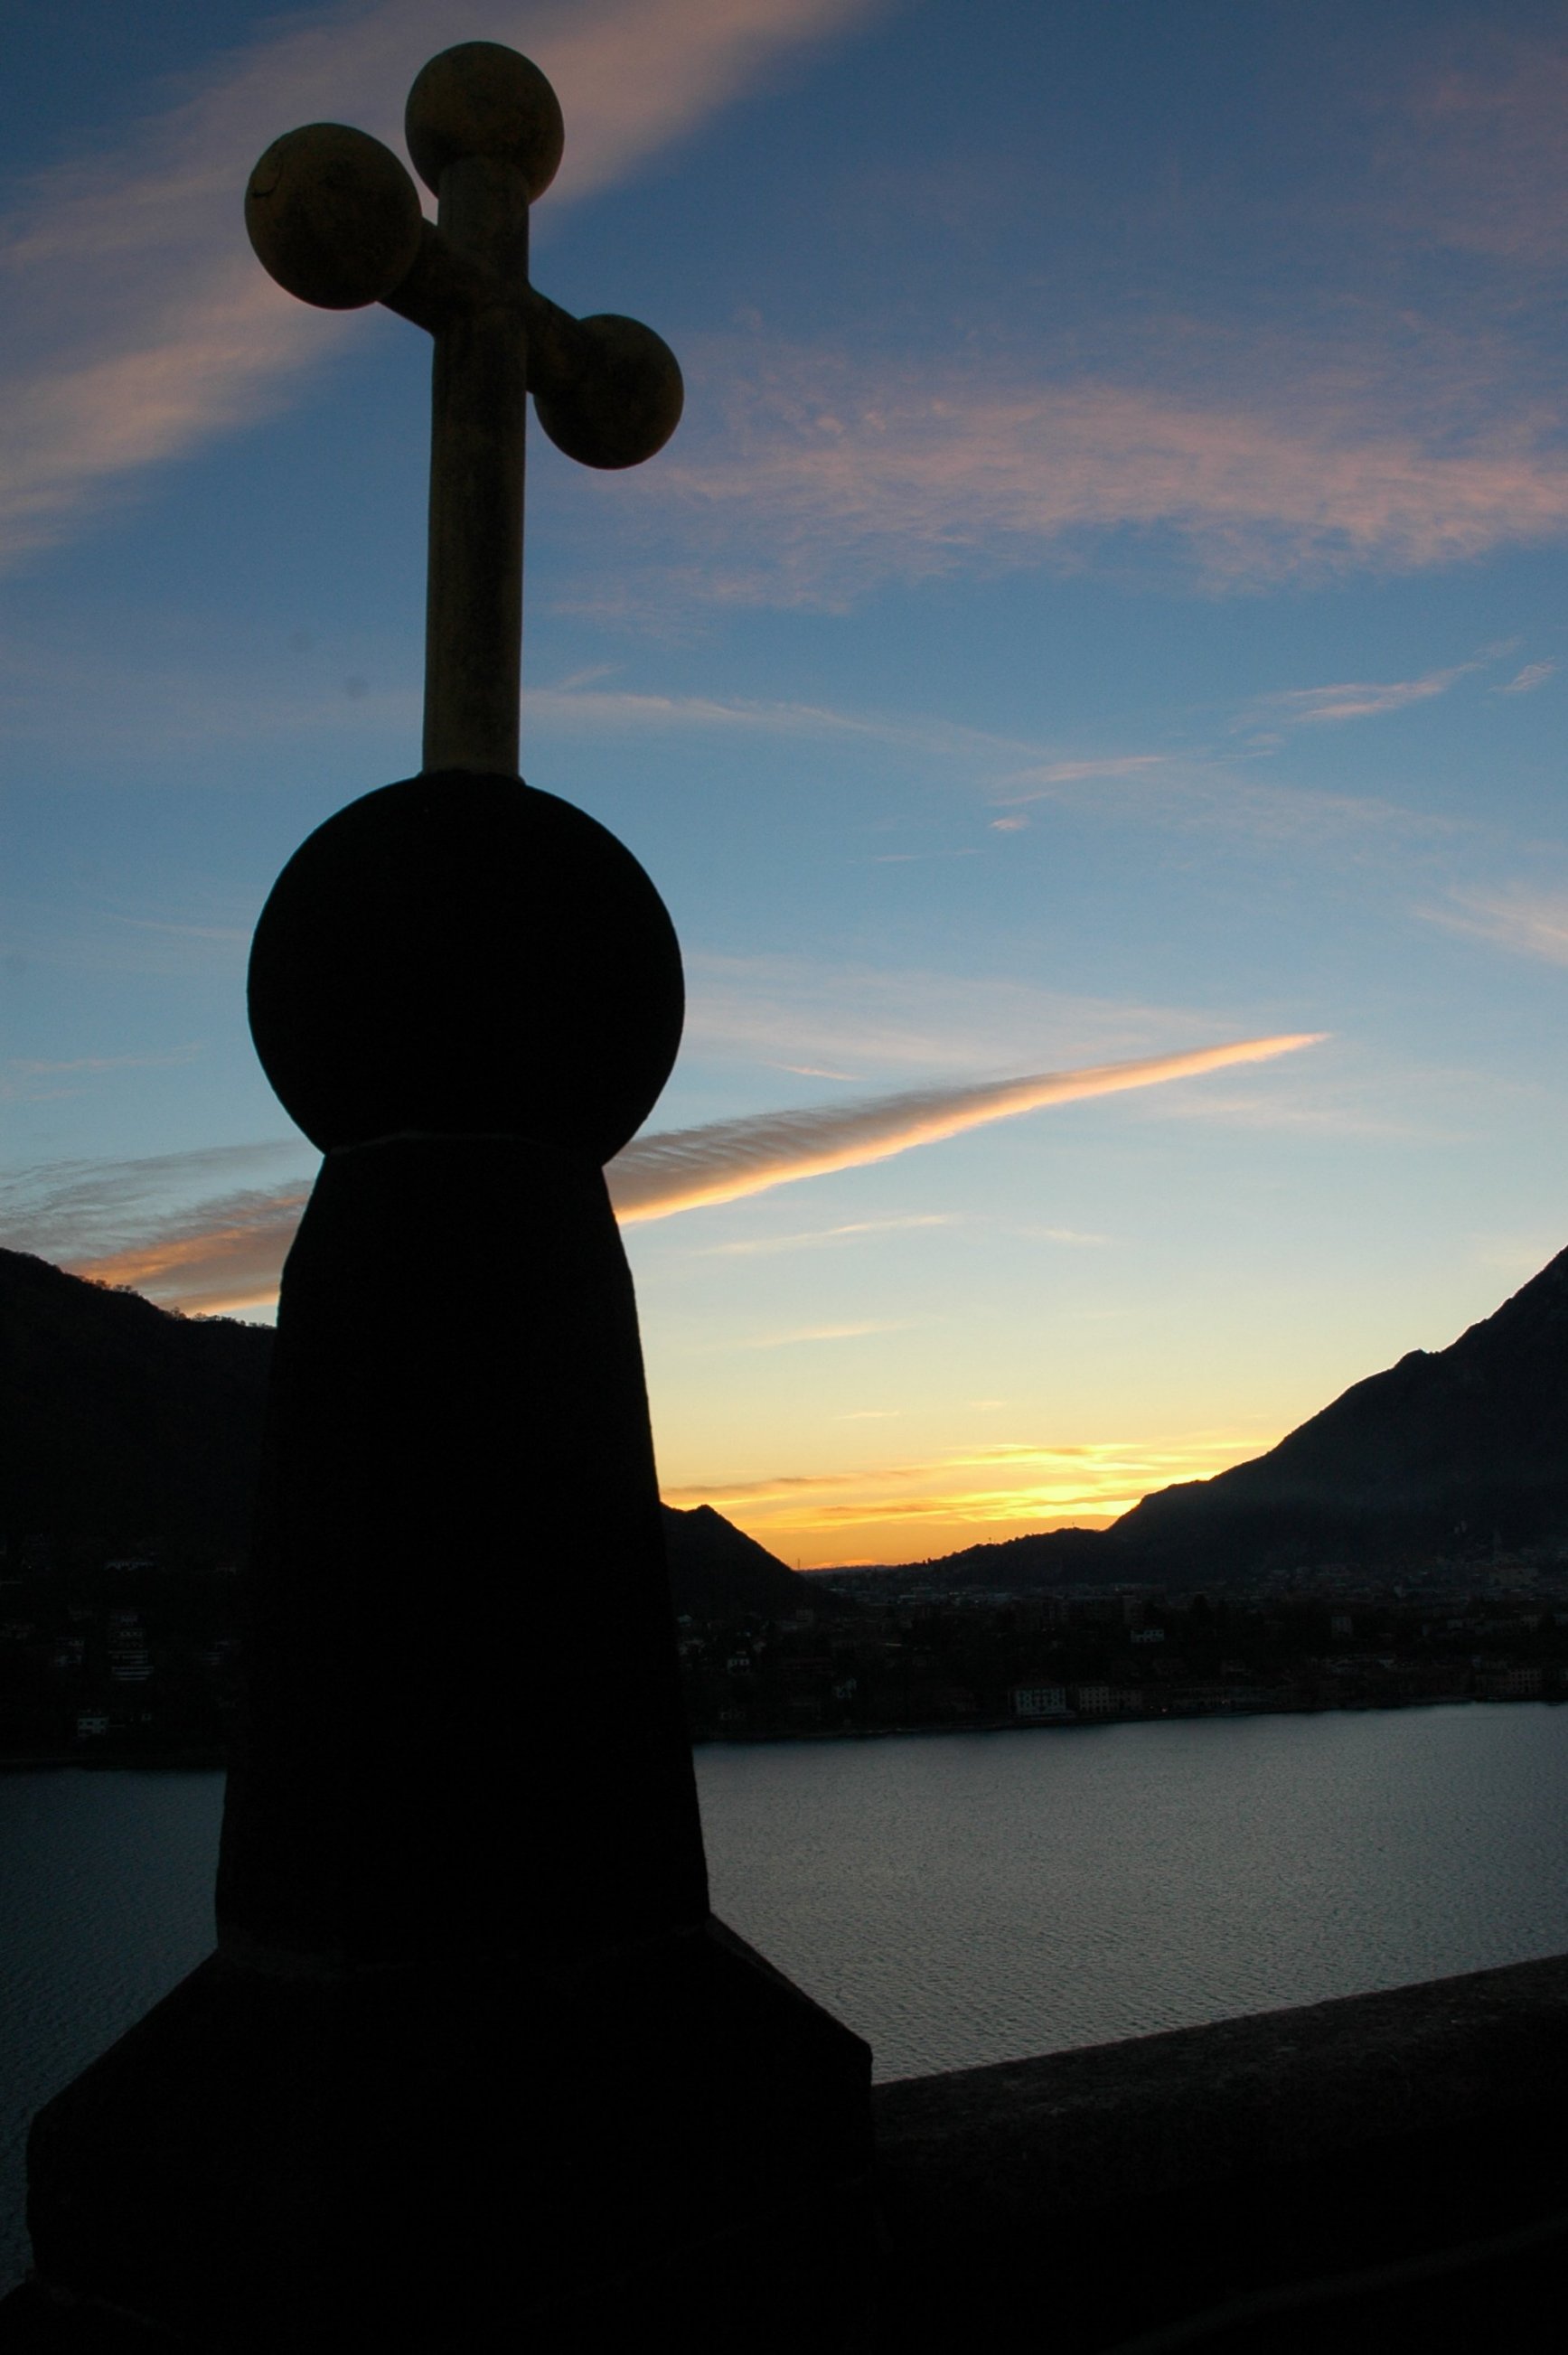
5, 0, 1568, 1563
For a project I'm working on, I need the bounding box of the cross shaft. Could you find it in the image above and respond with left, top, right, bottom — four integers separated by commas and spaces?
244, 42, 682, 776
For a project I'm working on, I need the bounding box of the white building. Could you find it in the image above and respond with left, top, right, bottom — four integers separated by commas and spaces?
1011, 1684, 1068, 1720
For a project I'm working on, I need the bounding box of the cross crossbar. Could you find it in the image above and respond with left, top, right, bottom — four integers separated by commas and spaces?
244, 41, 682, 776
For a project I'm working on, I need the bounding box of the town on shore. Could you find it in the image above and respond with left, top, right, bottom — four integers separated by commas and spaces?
3, 1534, 1567, 1767
12, 1241, 1568, 1760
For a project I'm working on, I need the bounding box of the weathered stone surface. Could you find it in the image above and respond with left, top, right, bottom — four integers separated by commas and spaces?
868, 1949, 1568, 2349
18, 1921, 870, 2351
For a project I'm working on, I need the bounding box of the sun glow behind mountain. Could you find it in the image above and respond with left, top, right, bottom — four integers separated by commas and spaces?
9, 4, 1568, 1569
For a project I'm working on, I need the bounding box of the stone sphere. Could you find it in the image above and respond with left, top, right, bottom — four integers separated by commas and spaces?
245, 125, 423, 311
405, 43, 565, 201
533, 315, 685, 471
248, 774, 683, 1163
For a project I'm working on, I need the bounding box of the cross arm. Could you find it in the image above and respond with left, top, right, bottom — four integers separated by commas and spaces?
243, 44, 682, 772
378, 219, 683, 473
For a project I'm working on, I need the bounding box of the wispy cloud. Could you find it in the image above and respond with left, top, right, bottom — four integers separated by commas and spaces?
610, 339, 1568, 606
0, 1044, 202, 1102
1423, 882, 1568, 966
737, 1320, 907, 1348
0, 1140, 311, 1316
532, 685, 1434, 847
1246, 664, 1477, 726
529, 682, 1031, 765
610, 1034, 1327, 1222
1, 0, 880, 567
697, 1213, 956, 1257
4, 1032, 1324, 1315
62, 1185, 313, 1316
996, 755, 1169, 789
682, 957, 1310, 1074
1496, 659, 1557, 694
1385, 34, 1568, 267
990, 754, 1450, 847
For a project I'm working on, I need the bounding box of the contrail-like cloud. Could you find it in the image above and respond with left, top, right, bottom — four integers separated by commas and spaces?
13, 1032, 1323, 1313
608, 1033, 1326, 1223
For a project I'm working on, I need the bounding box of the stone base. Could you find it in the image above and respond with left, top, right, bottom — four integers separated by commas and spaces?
13, 1915, 872, 2353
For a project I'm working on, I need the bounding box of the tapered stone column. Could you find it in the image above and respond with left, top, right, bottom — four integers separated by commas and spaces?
9, 42, 871, 2353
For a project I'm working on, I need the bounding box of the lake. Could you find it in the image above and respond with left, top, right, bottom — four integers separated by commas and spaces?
6, 1702, 1568, 2293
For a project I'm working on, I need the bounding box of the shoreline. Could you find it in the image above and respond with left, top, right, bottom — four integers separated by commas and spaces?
690, 1692, 1506, 1745
10, 1690, 1561, 1772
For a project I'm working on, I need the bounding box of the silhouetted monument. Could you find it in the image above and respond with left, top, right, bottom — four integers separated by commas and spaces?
11, 42, 870, 2350
33, 42, 1568, 2355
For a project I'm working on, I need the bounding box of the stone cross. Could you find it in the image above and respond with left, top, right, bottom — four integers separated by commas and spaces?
244, 40, 683, 774
15, 44, 873, 2351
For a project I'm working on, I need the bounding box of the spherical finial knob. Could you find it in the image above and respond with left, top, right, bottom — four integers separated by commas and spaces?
533, 316, 685, 471
248, 776, 683, 1163
405, 42, 565, 201
245, 125, 423, 311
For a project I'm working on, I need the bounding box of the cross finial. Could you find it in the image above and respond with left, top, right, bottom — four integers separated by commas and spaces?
245, 42, 682, 775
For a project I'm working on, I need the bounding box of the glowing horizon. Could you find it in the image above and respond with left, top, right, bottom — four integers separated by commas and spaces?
659, 1426, 1283, 1569
9, 6, 1568, 1581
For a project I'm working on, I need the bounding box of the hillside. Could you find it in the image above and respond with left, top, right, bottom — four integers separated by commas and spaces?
1107, 1243, 1568, 1579
829, 1245, 1568, 1595
14, 1234, 1566, 1603
0, 1248, 825, 1617
0, 1249, 273, 1564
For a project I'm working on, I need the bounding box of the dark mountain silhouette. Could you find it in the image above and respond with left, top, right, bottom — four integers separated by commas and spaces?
658, 1501, 853, 1618
16, 1234, 1563, 1603
835, 1243, 1568, 1594
1105, 1243, 1568, 1579
0, 1248, 833, 1616
844, 1526, 1114, 1594
0, 1248, 273, 1564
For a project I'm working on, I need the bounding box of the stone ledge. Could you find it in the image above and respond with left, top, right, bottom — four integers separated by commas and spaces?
868, 1952, 1568, 2350
8, 1954, 1566, 2350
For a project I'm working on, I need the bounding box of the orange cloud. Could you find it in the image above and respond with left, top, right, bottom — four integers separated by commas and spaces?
18, 1031, 1324, 1316
66, 1185, 312, 1318
662, 1430, 1277, 1567
610, 1033, 1326, 1223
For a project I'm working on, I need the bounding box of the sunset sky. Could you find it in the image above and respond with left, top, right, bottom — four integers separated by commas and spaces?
6, 0, 1568, 1565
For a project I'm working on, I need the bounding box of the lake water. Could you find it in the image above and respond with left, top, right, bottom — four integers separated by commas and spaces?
6, 1703, 1568, 2293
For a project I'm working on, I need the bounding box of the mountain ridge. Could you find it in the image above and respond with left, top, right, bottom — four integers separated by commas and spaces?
1108, 1240, 1568, 1577
0, 1247, 834, 1618
880, 1242, 1568, 1591
8, 1238, 1568, 1598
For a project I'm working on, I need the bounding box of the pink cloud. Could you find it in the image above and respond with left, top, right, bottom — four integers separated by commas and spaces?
1394, 34, 1568, 264
0, 0, 882, 566
1497, 660, 1556, 695
1249, 665, 1476, 726
626, 342, 1568, 602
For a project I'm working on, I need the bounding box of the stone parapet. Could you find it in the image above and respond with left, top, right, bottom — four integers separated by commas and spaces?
868, 1949, 1568, 2349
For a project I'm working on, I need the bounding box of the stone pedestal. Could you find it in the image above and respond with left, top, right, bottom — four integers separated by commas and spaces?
22, 1923, 870, 2352
12, 774, 873, 2346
